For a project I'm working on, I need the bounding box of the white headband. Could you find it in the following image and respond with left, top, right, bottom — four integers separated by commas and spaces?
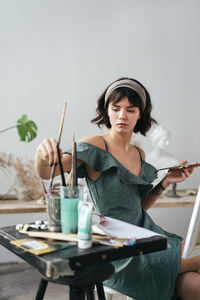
104, 79, 147, 111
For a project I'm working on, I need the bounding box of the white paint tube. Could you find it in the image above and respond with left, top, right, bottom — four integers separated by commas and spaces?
78, 188, 93, 249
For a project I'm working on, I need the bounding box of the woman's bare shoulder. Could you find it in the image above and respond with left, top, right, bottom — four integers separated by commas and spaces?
79, 135, 106, 150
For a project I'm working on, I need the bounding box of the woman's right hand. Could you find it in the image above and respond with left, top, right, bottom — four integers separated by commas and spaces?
35, 138, 63, 167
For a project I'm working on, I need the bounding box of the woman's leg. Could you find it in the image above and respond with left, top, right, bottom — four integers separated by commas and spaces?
175, 272, 200, 300
179, 255, 200, 274
176, 244, 200, 299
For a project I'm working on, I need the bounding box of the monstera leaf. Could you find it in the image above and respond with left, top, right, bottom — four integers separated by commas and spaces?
0, 114, 38, 143
16, 115, 37, 142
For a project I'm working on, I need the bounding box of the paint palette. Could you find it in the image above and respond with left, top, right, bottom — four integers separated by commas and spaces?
157, 161, 200, 172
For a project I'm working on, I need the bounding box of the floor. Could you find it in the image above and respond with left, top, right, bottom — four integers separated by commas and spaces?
0, 262, 125, 300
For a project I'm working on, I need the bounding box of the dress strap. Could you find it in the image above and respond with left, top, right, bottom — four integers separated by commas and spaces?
101, 137, 109, 152
134, 145, 143, 162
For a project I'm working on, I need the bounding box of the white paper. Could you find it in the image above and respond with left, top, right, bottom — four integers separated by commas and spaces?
92, 216, 163, 239
22, 240, 48, 250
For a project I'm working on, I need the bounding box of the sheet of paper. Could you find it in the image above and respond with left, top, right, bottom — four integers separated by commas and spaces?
92, 216, 163, 239
22, 240, 49, 250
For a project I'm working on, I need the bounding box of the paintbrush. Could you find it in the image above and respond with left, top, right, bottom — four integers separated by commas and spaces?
66, 133, 78, 198
57, 102, 67, 145
48, 102, 67, 194
71, 133, 78, 188
20, 231, 135, 248
57, 144, 66, 186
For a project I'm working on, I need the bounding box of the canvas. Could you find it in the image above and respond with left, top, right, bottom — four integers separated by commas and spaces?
182, 185, 200, 258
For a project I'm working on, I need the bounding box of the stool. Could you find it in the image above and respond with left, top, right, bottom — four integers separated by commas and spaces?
103, 286, 133, 300
35, 262, 115, 300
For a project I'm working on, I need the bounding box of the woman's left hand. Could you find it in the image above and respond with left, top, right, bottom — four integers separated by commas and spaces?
162, 160, 194, 187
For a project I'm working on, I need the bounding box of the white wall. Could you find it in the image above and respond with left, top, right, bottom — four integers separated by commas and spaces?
0, 0, 200, 189
0, 1, 199, 261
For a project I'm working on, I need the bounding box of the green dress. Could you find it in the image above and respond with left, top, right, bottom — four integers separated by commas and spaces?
66, 141, 182, 300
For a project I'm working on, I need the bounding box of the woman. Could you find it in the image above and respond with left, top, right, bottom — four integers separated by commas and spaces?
35, 77, 200, 300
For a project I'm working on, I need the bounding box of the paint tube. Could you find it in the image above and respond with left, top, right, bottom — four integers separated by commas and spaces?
78, 187, 93, 249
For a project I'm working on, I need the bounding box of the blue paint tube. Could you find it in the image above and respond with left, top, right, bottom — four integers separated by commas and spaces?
78, 188, 93, 249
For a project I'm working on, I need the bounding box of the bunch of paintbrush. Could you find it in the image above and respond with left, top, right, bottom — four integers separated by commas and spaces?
48, 102, 67, 194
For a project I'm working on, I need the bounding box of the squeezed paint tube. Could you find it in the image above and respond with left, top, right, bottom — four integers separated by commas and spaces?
78, 188, 93, 249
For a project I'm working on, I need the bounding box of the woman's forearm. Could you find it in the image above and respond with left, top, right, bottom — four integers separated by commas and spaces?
141, 179, 170, 210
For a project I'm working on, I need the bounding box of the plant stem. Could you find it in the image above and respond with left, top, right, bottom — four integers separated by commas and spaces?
0, 125, 17, 134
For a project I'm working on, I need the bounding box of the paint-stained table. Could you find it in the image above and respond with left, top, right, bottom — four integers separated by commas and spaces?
0, 225, 167, 299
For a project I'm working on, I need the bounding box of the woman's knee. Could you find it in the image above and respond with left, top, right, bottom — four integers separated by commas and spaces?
176, 271, 200, 299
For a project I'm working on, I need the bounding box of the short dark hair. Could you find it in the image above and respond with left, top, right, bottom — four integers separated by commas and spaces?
91, 77, 157, 136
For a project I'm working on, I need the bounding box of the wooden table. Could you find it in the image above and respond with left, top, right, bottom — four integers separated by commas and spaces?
0, 189, 197, 214
153, 189, 197, 207
0, 225, 167, 299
